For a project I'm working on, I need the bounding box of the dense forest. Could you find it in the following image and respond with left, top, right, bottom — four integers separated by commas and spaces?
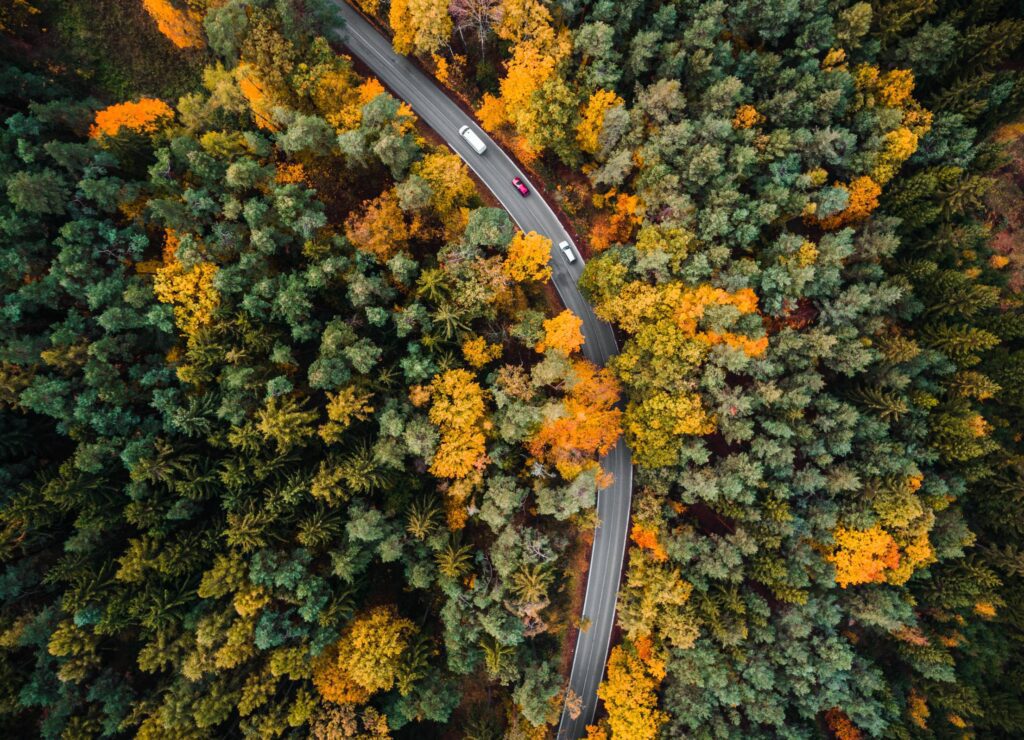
0, 1, 622, 736
2, 0, 1024, 738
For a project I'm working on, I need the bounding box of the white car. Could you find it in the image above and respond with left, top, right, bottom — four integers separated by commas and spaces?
559, 240, 576, 263
458, 125, 487, 154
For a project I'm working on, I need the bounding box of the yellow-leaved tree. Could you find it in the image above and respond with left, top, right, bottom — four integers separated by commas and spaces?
426, 368, 488, 480
577, 89, 623, 154
503, 230, 552, 282
462, 336, 502, 368
593, 281, 767, 466
481, 0, 574, 153
812, 65, 931, 229
595, 640, 668, 740
153, 230, 219, 343
412, 151, 477, 234
536, 310, 584, 355
390, 0, 452, 56
313, 606, 415, 704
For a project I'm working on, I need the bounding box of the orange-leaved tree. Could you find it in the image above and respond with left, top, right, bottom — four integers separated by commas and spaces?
313, 605, 415, 704
535, 310, 584, 355
487, 0, 573, 152
827, 525, 901, 588
815, 176, 883, 231
235, 64, 278, 131
527, 360, 621, 479
824, 708, 862, 740
596, 640, 668, 740
141, 0, 204, 49
344, 190, 409, 261
90, 98, 174, 139
503, 230, 552, 282
590, 191, 642, 252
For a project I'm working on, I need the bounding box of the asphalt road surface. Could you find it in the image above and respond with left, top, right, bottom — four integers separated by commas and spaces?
331, 4, 634, 736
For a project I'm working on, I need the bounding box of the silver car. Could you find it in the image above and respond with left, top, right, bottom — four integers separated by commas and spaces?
558, 240, 576, 263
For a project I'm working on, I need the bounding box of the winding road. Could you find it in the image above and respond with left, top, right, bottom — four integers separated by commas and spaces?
331, 4, 633, 737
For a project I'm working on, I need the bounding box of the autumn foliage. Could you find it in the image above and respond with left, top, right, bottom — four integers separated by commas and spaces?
527, 360, 621, 479
825, 709, 862, 740
390, 0, 452, 56
503, 230, 553, 282
577, 89, 623, 154
590, 191, 643, 251
535, 310, 584, 355
235, 65, 278, 131
594, 281, 767, 466
597, 642, 668, 740
89, 98, 174, 139
426, 369, 488, 480
630, 523, 668, 562
484, 0, 573, 150
827, 525, 901, 588
313, 606, 414, 704
141, 0, 204, 49
345, 190, 409, 261
462, 336, 502, 368
732, 104, 764, 129
152, 230, 219, 342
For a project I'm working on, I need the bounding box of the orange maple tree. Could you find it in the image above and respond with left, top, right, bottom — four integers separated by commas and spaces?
629, 524, 668, 562
90, 98, 174, 139
527, 360, 621, 479
487, 0, 572, 151
141, 0, 203, 49
732, 104, 764, 129
235, 65, 278, 131
814, 176, 883, 231
827, 525, 901, 588
590, 191, 643, 251
477, 92, 508, 131
344, 190, 409, 261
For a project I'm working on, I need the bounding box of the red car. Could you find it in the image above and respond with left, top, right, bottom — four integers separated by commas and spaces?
512, 176, 529, 196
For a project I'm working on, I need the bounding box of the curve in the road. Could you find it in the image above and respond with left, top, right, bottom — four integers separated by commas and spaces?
331, 5, 633, 737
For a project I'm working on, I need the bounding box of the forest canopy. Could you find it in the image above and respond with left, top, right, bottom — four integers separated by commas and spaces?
3, 0, 1024, 738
